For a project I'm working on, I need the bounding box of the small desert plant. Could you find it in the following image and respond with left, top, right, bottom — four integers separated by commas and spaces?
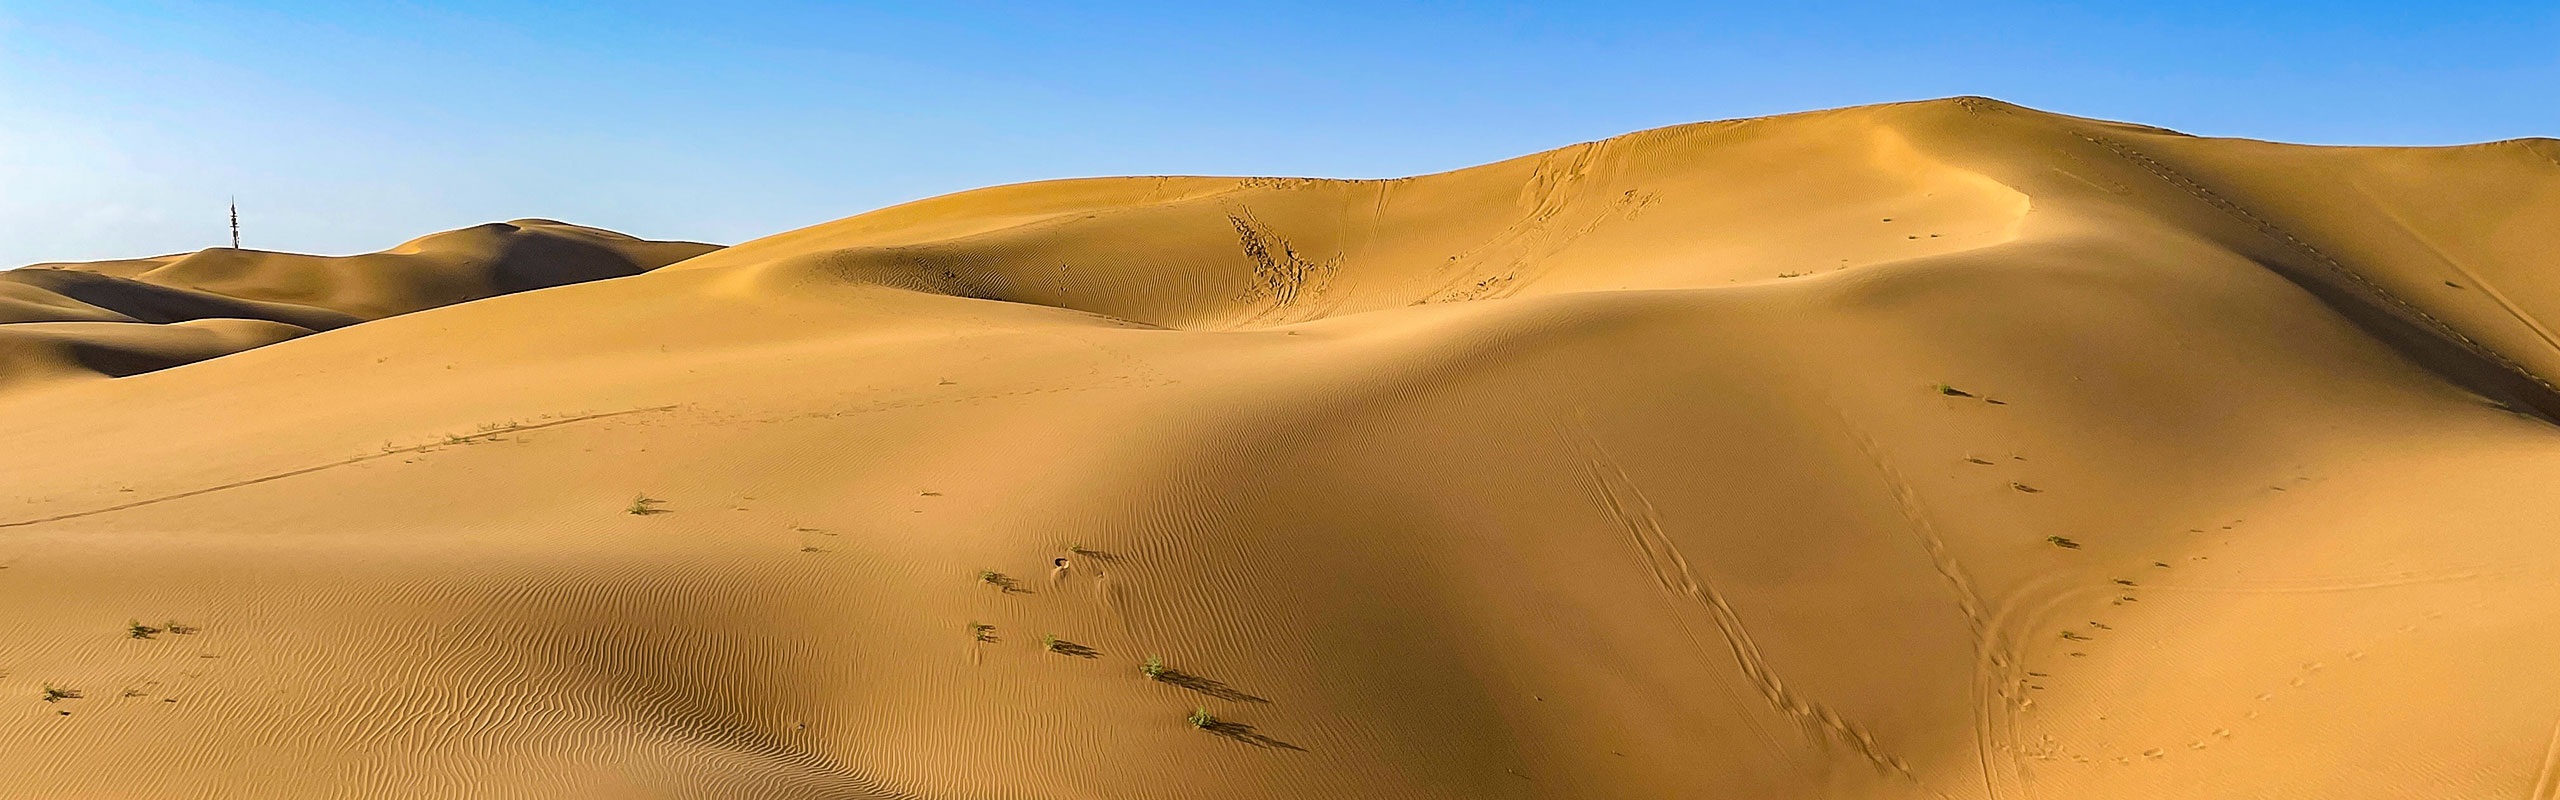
163, 620, 197, 635
2045, 536, 2080, 549
40, 684, 78, 703
1141, 656, 1167, 680
1935, 383, 1975, 398
126, 620, 162, 639
1188, 706, 1216, 728
1041, 634, 1060, 652
977, 570, 1021, 592
969, 621, 995, 642
627, 495, 662, 515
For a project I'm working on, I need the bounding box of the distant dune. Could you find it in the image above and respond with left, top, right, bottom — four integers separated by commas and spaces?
2, 97, 2557, 799
0, 219, 718, 390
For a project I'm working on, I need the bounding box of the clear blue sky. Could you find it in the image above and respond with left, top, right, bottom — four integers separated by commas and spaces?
2, 1, 2553, 266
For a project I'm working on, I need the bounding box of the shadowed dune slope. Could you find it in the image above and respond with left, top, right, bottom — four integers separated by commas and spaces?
2, 98, 2557, 799
0, 219, 719, 389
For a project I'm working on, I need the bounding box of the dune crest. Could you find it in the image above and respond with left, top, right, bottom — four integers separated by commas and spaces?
0, 219, 717, 390
2, 98, 2558, 799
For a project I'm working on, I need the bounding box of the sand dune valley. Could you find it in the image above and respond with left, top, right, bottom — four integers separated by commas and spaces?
6, 97, 2560, 798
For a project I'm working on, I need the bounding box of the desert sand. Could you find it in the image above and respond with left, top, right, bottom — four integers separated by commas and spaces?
0, 219, 718, 391
2, 97, 2557, 798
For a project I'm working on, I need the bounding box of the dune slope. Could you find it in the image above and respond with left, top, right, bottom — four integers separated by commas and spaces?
1, 98, 2557, 799
0, 219, 719, 389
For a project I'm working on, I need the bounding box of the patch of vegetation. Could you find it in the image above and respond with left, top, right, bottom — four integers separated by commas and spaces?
1935, 383, 1976, 398
40, 684, 78, 703
627, 494, 665, 515
1142, 656, 1168, 680
2010, 482, 2042, 494
163, 620, 198, 635
2045, 536, 2080, 549
969, 621, 996, 642
976, 570, 1023, 592
1041, 636, 1100, 658
126, 620, 162, 639
1188, 706, 1217, 729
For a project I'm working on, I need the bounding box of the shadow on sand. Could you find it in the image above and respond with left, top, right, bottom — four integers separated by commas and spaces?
1158, 669, 1268, 703
1201, 719, 1306, 751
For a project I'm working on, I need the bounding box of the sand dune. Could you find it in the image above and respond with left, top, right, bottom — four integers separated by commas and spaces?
3, 97, 2557, 798
0, 219, 718, 390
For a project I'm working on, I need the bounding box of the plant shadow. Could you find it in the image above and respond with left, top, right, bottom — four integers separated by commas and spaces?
1202, 719, 1306, 751
1159, 669, 1268, 703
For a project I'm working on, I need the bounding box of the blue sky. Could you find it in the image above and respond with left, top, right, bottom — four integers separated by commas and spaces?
2, 1, 2553, 266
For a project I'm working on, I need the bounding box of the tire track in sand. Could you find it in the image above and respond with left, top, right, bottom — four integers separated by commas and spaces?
1832, 409, 2031, 800
1555, 411, 1943, 794
0, 405, 680, 530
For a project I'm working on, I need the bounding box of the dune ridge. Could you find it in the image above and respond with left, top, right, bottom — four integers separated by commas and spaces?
1, 97, 2557, 799
0, 219, 718, 390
